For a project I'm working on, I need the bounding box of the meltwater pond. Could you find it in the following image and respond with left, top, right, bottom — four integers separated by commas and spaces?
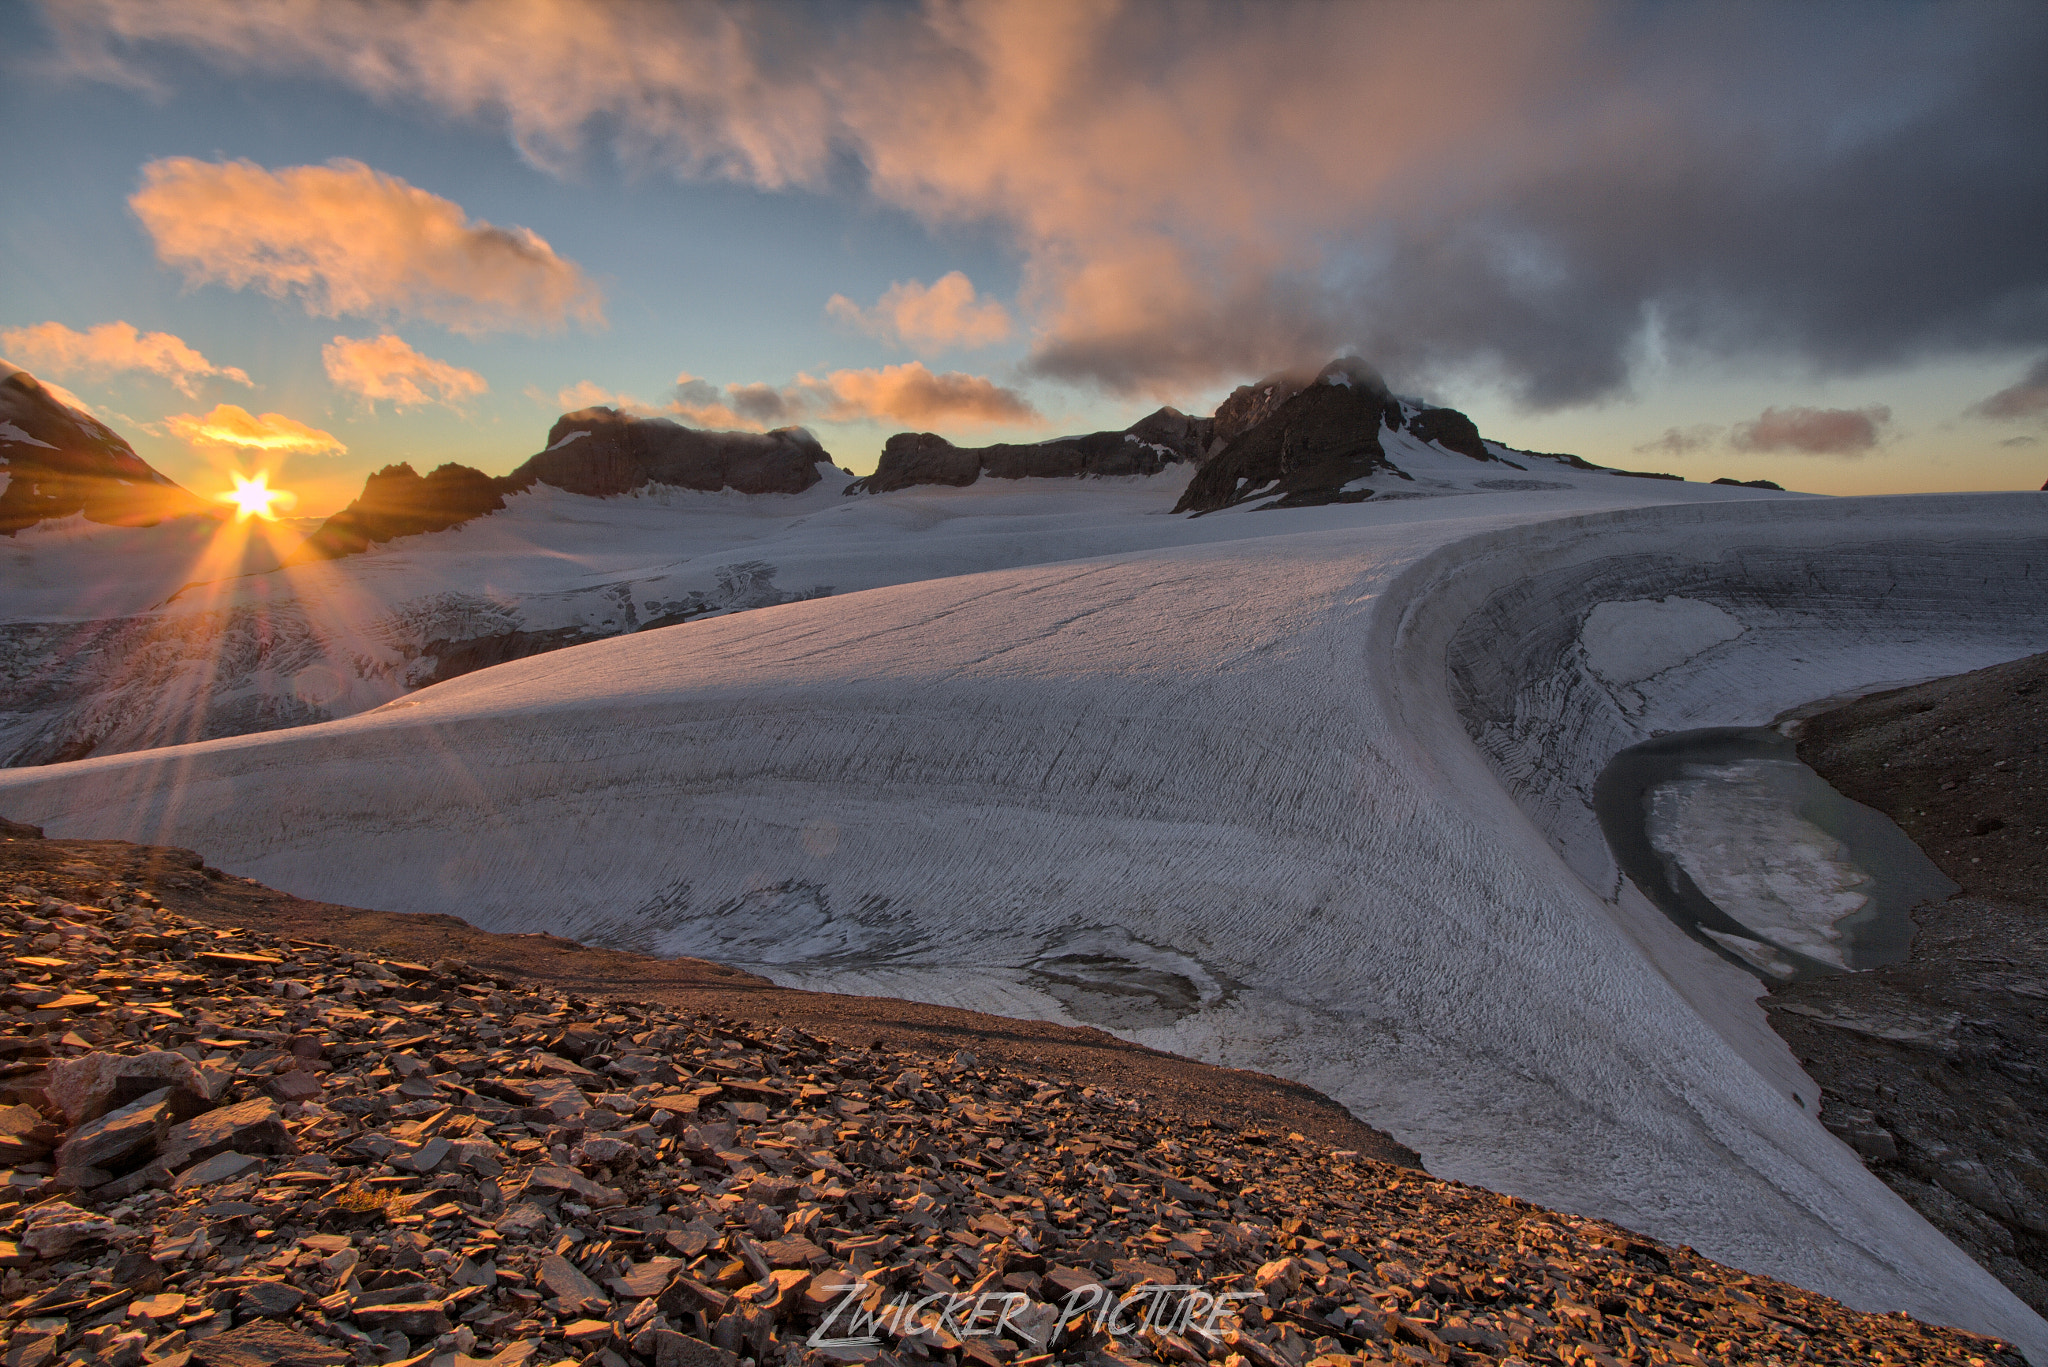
1595, 727, 1957, 981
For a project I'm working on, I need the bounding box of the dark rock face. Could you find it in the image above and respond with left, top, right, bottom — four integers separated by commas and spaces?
291, 462, 508, 561
0, 366, 208, 535
517, 408, 829, 499
854, 433, 981, 493
1211, 371, 1313, 447
1403, 406, 1498, 464
1173, 360, 1405, 514
848, 407, 1211, 495
1714, 476, 1786, 490
293, 408, 835, 561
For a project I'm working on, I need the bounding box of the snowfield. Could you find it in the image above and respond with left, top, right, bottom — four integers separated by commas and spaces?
3, 462, 2046, 1353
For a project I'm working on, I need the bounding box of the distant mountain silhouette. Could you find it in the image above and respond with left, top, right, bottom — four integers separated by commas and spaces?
0, 362, 208, 535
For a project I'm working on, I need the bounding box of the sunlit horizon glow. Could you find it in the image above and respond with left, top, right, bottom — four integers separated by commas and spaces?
217, 470, 296, 522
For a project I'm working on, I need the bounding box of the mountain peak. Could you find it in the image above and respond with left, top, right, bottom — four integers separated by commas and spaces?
0, 366, 207, 535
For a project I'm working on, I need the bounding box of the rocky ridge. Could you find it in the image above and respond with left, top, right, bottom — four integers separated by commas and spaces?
0, 367, 208, 536
0, 825, 2024, 1367
844, 411, 1212, 497
294, 413, 834, 562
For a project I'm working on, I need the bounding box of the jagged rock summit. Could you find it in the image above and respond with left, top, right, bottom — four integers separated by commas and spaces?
0, 363, 208, 535
845, 406, 1213, 495
521, 408, 831, 501
294, 408, 836, 561
1173, 358, 1513, 514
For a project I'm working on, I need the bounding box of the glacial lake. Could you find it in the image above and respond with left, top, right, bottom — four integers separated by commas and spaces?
1594, 726, 1956, 981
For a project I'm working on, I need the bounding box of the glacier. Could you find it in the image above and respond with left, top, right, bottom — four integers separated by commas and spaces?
2, 464, 2045, 1353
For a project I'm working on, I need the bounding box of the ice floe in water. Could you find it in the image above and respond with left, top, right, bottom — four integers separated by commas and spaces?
1648, 757, 1872, 969
1598, 727, 1955, 980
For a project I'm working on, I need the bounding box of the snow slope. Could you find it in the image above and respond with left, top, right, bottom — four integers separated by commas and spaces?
4, 467, 2047, 1351
1, 444, 1744, 764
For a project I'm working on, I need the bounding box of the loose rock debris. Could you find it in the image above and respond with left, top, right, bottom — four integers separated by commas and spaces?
0, 883, 2024, 1367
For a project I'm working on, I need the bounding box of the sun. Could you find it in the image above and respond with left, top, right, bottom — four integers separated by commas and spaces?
218, 470, 296, 522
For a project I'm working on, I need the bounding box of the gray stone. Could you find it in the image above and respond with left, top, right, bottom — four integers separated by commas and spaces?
160, 1096, 297, 1172
652, 1329, 740, 1367
53, 1088, 172, 1187
525, 1163, 623, 1208
173, 1151, 262, 1191
235, 1281, 305, 1318
186, 1320, 350, 1366
21, 1201, 119, 1257
349, 1302, 450, 1337
537, 1251, 609, 1312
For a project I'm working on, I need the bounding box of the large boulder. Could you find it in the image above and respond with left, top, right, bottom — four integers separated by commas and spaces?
0, 364, 209, 534
46, 1049, 213, 1126
848, 406, 1212, 495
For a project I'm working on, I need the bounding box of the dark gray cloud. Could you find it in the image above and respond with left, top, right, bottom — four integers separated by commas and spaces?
1024, 5, 2048, 406
726, 382, 794, 424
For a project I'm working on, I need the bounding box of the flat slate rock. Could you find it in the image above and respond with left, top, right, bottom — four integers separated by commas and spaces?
189, 1322, 350, 1367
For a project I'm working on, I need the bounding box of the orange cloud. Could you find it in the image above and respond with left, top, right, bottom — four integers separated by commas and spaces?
664, 364, 1035, 431
826, 272, 1013, 353
550, 380, 661, 416
165, 404, 346, 455
1730, 406, 1891, 456
807, 363, 1037, 428
130, 157, 603, 336
322, 334, 487, 411
668, 374, 765, 431
0, 320, 249, 397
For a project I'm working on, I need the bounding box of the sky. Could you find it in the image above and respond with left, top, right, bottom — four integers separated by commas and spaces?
3, 0, 2045, 517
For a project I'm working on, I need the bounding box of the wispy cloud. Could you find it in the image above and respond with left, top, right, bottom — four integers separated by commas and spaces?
1730, 405, 1890, 456
548, 380, 661, 416
1634, 425, 1723, 456
808, 363, 1036, 427
0, 319, 250, 397
670, 364, 1037, 431
130, 157, 603, 336
322, 334, 487, 411
165, 403, 346, 455
826, 272, 1013, 353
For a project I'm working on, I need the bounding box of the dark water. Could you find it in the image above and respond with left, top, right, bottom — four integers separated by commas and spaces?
1594, 727, 1956, 981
